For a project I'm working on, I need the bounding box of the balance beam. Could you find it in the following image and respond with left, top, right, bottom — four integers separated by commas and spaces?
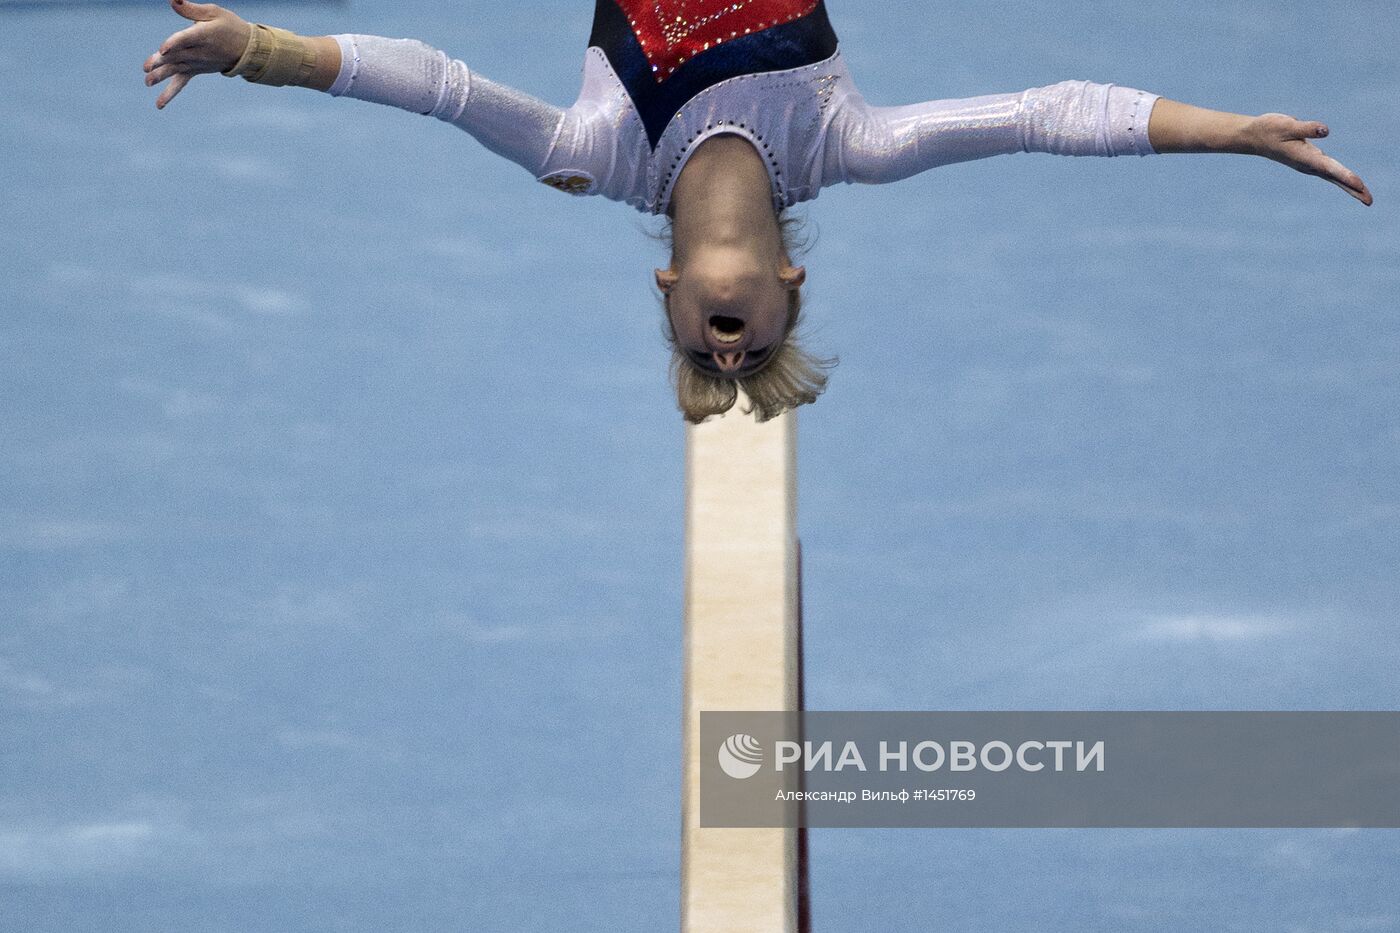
681, 397, 807, 932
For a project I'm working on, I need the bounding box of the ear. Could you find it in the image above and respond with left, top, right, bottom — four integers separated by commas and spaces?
779, 265, 806, 290
655, 268, 679, 294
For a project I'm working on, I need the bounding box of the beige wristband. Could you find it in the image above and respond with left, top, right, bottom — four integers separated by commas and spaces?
222, 24, 318, 87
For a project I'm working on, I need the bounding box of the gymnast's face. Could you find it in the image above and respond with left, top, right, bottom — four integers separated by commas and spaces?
656, 246, 805, 377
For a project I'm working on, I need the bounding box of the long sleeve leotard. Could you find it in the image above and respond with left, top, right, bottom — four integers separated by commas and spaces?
326, 1, 1160, 215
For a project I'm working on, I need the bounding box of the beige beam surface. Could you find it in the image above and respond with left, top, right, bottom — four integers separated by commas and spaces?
682, 399, 801, 933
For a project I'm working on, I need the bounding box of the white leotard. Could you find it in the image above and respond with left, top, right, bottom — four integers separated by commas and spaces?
328, 34, 1160, 215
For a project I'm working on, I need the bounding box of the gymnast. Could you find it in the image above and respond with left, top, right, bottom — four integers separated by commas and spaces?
144, 0, 1373, 422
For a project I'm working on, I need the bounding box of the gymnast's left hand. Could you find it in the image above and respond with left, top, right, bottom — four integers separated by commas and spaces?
1241, 113, 1373, 206
143, 0, 252, 109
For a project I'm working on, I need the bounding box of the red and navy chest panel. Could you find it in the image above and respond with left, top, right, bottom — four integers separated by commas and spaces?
588, 0, 838, 149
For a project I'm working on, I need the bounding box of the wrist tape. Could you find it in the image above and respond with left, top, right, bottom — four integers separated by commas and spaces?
223, 24, 318, 87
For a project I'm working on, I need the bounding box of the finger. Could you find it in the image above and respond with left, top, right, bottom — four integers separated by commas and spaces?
1284, 140, 1350, 184
145, 62, 191, 86
145, 49, 179, 72
171, 0, 222, 22
145, 51, 172, 74
1331, 163, 1374, 206
1354, 177, 1374, 206
157, 25, 205, 57
1322, 174, 1373, 206
1310, 150, 1369, 202
1295, 119, 1329, 141
1290, 144, 1374, 206
156, 72, 193, 109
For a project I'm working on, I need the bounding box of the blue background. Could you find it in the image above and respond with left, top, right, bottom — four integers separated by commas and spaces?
2, 1, 1397, 929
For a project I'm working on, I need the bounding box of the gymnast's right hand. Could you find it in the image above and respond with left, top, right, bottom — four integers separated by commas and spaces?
143, 0, 251, 109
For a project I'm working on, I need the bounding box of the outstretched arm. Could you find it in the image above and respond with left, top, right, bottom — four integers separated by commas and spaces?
833, 80, 1372, 206
143, 0, 573, 181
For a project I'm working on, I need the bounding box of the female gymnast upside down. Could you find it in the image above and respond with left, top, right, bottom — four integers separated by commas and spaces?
144, 0, 1373, 422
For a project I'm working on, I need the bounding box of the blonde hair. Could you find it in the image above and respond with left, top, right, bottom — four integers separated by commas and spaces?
657, 212, 836, 423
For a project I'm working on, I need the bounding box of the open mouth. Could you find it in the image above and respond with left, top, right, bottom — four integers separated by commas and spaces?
708, 315, 745, 345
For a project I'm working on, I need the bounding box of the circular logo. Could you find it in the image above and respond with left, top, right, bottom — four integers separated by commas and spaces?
718, 733, 764, 780
539, 171, 597, 196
